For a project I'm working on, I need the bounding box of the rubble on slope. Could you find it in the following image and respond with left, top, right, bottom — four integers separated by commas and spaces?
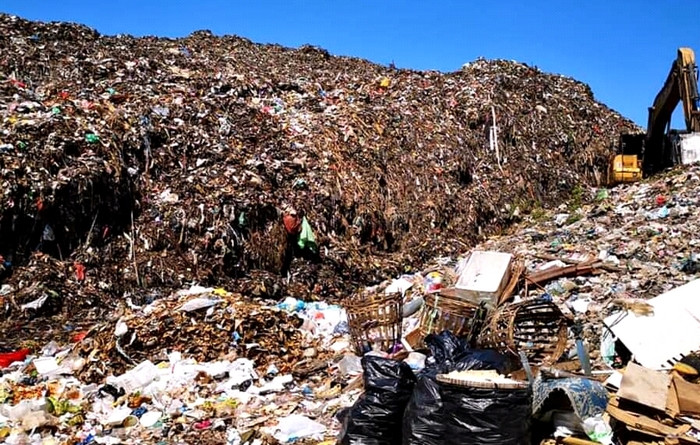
477, 164, 700, 357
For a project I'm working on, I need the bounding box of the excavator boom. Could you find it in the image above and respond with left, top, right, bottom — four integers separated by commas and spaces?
678, 49, 700, 131
645, 48, 700, 170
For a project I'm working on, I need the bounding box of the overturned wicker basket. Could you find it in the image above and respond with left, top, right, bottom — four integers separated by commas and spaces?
478, 299, 569, 365
346, 292, 403, 355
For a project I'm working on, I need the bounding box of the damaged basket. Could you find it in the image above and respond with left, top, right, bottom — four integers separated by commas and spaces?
346, 292, 403, 355
419, 291, 482, 344
478, 299, 569, 364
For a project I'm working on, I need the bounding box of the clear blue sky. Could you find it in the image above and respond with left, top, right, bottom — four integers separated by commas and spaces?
3, 1, 700, 127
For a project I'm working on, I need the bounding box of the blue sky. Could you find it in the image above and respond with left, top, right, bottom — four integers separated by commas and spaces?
3, 0, 700, 127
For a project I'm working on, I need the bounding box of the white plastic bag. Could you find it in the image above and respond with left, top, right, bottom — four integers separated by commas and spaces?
273, 414, 326, 442
583, 415, 613, 444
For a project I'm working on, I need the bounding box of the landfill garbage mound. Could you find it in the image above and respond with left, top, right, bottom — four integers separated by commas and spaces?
3, 162, 700, 444
0, 13, 640, 347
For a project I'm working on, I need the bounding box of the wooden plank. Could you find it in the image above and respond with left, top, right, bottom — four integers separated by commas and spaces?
559, 438, 601, 445
672, 374, 700, 416
607, 399, 693, 439
525, 261, 601, 286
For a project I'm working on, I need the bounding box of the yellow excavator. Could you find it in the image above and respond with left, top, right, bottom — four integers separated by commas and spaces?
611, 47, 700, 183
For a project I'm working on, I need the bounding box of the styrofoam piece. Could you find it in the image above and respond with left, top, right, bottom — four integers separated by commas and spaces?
32, 357, 59, 376
140, 411, 162, 427
455, 251, 512, 303
103, 406, 132, 426
113, 360, 158, 393
604, 279, 700, 369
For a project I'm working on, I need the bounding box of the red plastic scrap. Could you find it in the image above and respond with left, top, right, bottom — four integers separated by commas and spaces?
193, 420, 212, 430
74, 262, 86, 281
10, 79, 27, 89
283, 214, 302, 235
71, 331, 88, 343
0, 348, 30, 368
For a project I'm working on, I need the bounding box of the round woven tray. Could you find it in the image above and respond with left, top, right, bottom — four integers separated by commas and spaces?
436, 373, 529, 390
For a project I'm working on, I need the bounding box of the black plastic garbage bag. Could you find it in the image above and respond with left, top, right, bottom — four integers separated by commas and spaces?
452, 348, 512, 374
441, 384, 532, 445
424, 331, 466, 369
339, 355, 416, 445
402, 371, 443, 445
423, 331, 513, 374
403, 336, 517, 445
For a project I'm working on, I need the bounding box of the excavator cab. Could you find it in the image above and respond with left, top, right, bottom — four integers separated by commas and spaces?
610, 134, 643, 184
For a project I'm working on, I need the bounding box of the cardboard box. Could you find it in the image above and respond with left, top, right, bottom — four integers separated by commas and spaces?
455, 251, 512, 304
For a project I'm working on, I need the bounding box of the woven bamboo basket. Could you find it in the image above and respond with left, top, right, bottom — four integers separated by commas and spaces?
478, 299, 568, 365
419, 291, 481, 341
346, 292, 403, 355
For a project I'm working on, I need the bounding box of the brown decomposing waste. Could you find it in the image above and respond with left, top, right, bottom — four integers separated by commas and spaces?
75, 290, 321, 382
0, 13, 638, 347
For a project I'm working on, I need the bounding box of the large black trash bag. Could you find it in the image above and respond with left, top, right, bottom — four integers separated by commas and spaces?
423, 331, 513, 374
402, 370, 443, 445
339, 355, 416, 445
424, 331, 466, 370
441, 384, 532, 445
452, 348, 512, 374
403, 331, 517, 445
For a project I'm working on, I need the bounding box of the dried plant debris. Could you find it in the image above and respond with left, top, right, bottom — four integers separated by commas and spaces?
0, 14, 638, 347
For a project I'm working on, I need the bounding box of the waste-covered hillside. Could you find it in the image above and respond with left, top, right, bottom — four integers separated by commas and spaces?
0, 14, 639, 337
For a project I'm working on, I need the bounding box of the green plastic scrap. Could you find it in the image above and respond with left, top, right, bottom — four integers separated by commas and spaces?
46, 396, 82, 416
85, 133, 99, 143
298, 216, 317, 252
51, 106, 61, 115
17, 141, 27, 150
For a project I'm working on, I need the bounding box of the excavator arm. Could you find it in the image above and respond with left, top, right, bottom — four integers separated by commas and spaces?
679, 49, 700, 131
646, 48, 700, 154
612, 48, 700, 182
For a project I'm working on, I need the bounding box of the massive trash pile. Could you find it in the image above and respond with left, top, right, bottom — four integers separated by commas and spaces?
0, 13, 638, 336
4, 12, 699, 445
